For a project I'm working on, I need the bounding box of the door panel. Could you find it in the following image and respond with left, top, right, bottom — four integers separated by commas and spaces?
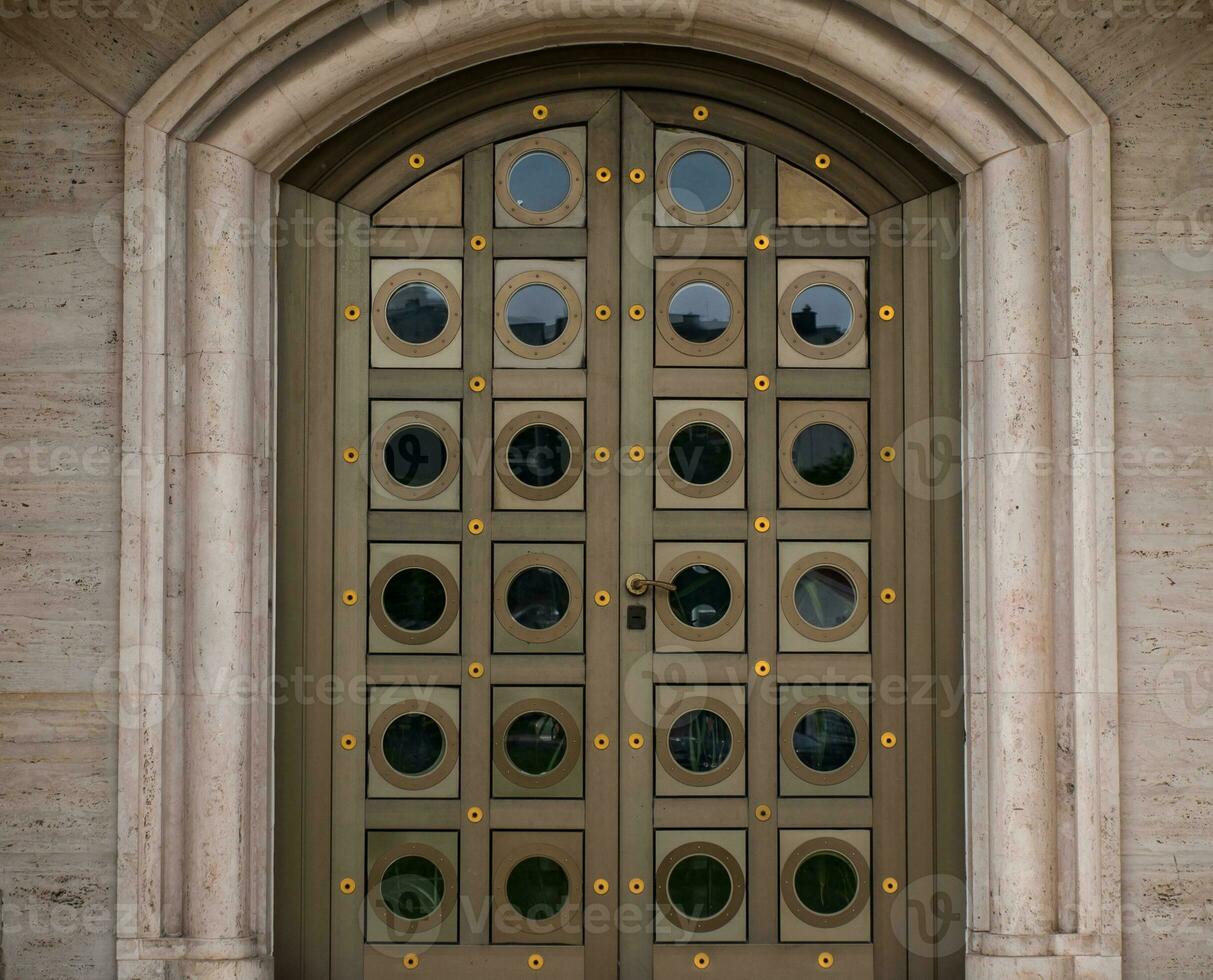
281, 81, 961, 980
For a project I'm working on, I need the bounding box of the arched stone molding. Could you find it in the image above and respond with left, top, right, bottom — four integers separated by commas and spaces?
116, 2, 1122, 977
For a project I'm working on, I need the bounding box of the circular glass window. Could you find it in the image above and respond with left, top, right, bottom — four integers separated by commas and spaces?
669, 150, 732, 214
385, 282, 449, 345
790, 284, 854, 347
383, 567, 447, 633
506, 856, 570, 920
792, 708, 857, 773
669, 281, 731, 344
506, 424, 572, 488
507, 566, 570, 631
794, 851, 859, 916
669, 423, 731, 485
508, 150, 572, 214
669, 564, 731, 629
381, 855, 445, 920
793, 566, 858, 629
383, 424, 447, 488
382, 712, 445, 776
791, 423, 855, 487
667, 854, 732, 920
504, 711, 568, 776
505, 283, 570, 348
668, 709, 733, 773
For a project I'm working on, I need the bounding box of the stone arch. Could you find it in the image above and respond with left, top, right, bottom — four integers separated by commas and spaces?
117, 2, 1121, 977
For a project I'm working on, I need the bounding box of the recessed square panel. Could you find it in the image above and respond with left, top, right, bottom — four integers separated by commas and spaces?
655, 129, 745, 228
656, 399, 746, 510
493, 259, 586, 369
493, 543, 584, 653
776, 258, 867, 369
654, 541, 745, 653
778, 400, 868, 509
778, 541, 869, 653
492, 686, 583, 799
366, 830, 459, 944
493, 400, 585, 511
655, 685, 746, 798
368, 542, 460, 654
495, 127, 587, 228
370, 400, 461, 510
779, 828, 871, 943
367, 685, 459, 799
778, 684, 870, 798
655, 258, 745, 366
655, 829, 747, 943
370, 258, 462, 368
491, 830, 583, 943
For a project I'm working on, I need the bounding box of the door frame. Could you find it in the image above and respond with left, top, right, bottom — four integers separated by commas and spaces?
116, 17, 1123, 980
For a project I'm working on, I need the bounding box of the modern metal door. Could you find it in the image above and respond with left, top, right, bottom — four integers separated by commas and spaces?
276, 61, 963, 980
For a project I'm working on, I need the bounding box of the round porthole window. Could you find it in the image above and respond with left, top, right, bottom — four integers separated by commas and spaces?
778, 271, 867, 360
494, 553, 583, 644
781, 837, 870, 928
656, 138, 744, 225
793, 424, 852, 485
781, 552, 868, 643
493, 271, 583, 359
656, 842, 746, 933
495, 137, 584, 225
507, 856, 570, 920
657, 409, 745, 499
656, 695, 745, 788
372, 269, 461, 359
493, 699, 582, 790
778, 408, 867, 502
778, 695, 868, 786
371, 556, 460, 645
369, 842, 458, 934
657, 551, 745, 642
370, 699, 460, 791
371, 411, 460, 502
656, 267, 744, 358
495, 411, 585, 502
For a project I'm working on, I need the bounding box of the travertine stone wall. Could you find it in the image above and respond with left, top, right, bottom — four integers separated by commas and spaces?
0, 33, 123, 980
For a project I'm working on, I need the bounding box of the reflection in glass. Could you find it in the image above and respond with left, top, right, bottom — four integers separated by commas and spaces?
669, 423, 732, 485
667, 854, 732, 919
507, 566, 571, 630
793, 566, 858, 629
506, 856, 570, 920
506, 424, 572, 488
794, 852, 859, 915
669, 281, 731, 343
506, 283, 569, 347
381, 855, 444, 920
384, 424, 447, 487
383, 567, 447, 632
669, 150, 732, 214
669, 564, 731, 629
504, 711, 568, 776
792, 708, 857, 772
790, 283, 853, 347
385, 282, 449, 345
383, 712, 445, 776
508, 150, 572, 213
668, 709, 733, 773
791, 423, 855, 486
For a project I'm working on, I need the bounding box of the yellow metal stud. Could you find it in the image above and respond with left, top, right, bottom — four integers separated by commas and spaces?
531, 104, 549, 120
879, 304, 896, 321
818, 952, 834, 969
755, 804, 772, 821
342, 447, 359, 463
403, 953, 420, 970
340, 733, 357, 751
528, 953, 545, 971
753, 375, 771, 391
339, 877, 356, 894
815, 153, 831, 170
470, 234, 487, 251
594, 590, 611, 607
595, 304, 611, 321
628, 304, 646, 321
753, 234, 770, 251
882, 877, 900, 894
468, 375, 487, 392
629, 878, 646, 894
593, 734, 610, 750
343, 304, 361, 321
628, 445, 646, 462
754, 516, 771, 533
880, 446, 896, 462
694, 952, 711, 970
593, 446, 611, 462
754, 660, 771, 677
595, 166, 612, 183
467, 806, 484, 823
467, 518, 485, 535
628, 733, 645, 749
594, 878, 610, 895
692, 104, 710, 121
468, 662, 485, 678
881, 588, 897, 604
880, 731, 898, 748
628, 168, 646, 184
408, 153, 425, 169
341, 589, 358, 606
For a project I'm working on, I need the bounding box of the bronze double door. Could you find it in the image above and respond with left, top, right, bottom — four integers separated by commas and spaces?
277, 78, 963, 980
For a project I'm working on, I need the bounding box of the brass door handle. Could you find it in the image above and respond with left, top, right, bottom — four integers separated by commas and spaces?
626, 573, 677, 596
